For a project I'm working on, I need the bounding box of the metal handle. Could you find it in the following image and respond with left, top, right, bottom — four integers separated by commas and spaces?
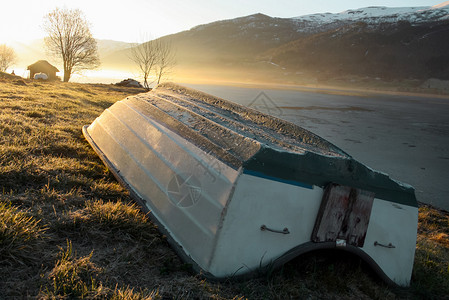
374, 241, 396, 248
260, 225, 290, 234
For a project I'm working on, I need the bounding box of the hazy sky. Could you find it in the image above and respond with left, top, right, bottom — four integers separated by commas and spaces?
1, 0, 444, 43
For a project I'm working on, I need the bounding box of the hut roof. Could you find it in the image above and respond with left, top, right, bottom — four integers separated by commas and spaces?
27, 60, 59, 72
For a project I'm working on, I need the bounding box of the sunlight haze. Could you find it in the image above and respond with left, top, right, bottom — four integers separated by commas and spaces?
0, 0, 442, 43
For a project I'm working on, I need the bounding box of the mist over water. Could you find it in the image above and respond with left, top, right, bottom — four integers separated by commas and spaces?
70, 70, 137, 84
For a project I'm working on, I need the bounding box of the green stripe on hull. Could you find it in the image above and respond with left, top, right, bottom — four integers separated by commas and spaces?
243, 147, 417, 208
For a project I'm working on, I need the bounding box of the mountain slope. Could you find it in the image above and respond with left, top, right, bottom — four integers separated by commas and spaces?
133, 13, 307, 70
103, 2, 449, 84
267, 20, 449, 80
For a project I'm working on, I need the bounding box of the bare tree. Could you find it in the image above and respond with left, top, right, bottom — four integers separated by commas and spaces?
130, 37, 176, 87
43, 8, 99, 82
155, 40, 176, 85
129, 37, 158, 89
0, 44, 17, 72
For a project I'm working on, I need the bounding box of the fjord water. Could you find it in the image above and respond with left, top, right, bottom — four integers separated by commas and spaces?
186, 83, 449, 210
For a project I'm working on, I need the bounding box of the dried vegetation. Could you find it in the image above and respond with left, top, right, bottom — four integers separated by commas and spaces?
0, 75, 448, 299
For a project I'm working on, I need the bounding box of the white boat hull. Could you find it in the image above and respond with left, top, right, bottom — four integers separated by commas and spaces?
83, 83, 418, 286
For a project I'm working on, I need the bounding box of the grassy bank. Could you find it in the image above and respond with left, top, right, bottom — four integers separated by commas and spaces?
0, 76, 448, 299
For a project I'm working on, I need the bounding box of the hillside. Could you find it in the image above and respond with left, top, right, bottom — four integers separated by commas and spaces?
266, 20, 449, 81
101, 3, 449, 86
0, 75, 449, 298
100, 13, 306, 72
9, 3, 449, 88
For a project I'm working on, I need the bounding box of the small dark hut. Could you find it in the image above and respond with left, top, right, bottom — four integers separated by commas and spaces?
27, 60, 59, 80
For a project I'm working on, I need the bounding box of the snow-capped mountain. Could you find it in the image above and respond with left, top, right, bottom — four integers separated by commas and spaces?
175, 2, 449, 56
103, 2, 449, 82
291, 2, 449, 34
296, 3, 449, 24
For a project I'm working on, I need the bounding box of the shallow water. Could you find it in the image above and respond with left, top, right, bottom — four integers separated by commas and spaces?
185, 83, 449, 210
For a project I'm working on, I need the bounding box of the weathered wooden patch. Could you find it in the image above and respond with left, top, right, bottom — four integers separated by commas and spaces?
312, 184, 374, 247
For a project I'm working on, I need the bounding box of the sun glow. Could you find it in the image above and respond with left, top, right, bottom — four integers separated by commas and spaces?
71, 69, 138, 84
1, 0, 442, 84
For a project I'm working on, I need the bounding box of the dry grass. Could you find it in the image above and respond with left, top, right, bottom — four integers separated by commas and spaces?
0, 202, 47, 264
0, 75, 448, 299
411, 205, 449, 298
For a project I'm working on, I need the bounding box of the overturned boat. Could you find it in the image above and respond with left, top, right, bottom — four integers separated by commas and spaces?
83, 83, 418, 286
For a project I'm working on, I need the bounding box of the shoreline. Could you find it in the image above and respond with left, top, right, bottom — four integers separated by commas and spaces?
4, 70, 448, 99
179, 78, 449, 100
